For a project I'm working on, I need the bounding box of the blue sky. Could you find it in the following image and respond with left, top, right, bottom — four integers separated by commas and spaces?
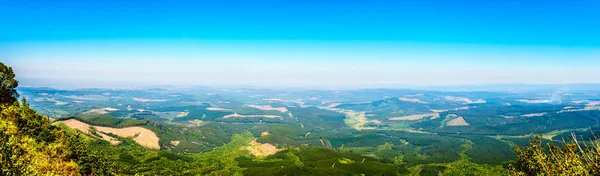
1, 0, 600, 88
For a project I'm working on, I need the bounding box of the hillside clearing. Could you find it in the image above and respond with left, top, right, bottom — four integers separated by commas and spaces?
445, 96, 473, 103
447, 117, 469, 126
176, 112, 189, 117
389, 113, 440, 121
521, 113, 546, 117
223, 113, 283, 120
85, 107, 119, 115
206, 107, 231, 111
244, 139, 280, 158
247, 105, 288, 112
398, 97, 427, 104
518, 99, 553, 104
60, 119, 160, 149
133, 97, 166, 102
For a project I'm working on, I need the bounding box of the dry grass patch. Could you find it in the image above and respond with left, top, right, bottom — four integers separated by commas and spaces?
85, 107, 119, 115
326, 103, 340, 108
444, 96, 473, 103
371, 120, 383, 125
265, 98, 306, 106
133, 97, 166, 102
261, 131, 271, 136
589, 101, 600, 106
398, 97, 427, 104
247, 105, 288, 113
206, 107, 231, 111
389, 113, 439, 121
223, 113, 283, 120
585, 106, 600, 110
522, 113, 546, 117
176, 112, 189, 117
63, 95, 106, 101
187, 119, 204, 127
342, 111, 374, 130
244, 139, 280, 158
405, 94, 424, 97
60, 119, 160, 149
518, 99, 552, 104
447, 117, 469, 126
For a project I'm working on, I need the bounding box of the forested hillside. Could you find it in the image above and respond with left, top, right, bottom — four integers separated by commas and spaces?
0, 62, 116, 175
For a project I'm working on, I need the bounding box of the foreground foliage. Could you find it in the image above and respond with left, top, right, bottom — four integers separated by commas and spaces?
511, 135, 600, 175
0, 62, 116, 175
0, 100, 117, 175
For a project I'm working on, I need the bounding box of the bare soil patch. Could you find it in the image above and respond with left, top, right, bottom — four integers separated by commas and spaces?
389, 113, 439, 121
522, 113, 546, 117
326, 103, 340, 108
176, 112, 189, 117
589, 101, 600, 106
187, 119, 204, 127
247, 105, 288, 113
133, 97, 166, 103
206, 107, 231, 111
85, 107, 119, 115
60, 119, 160, 149
447, 117, 469, 126
444, 96, 473, 103
261, 131, 271, 136
518, 99, 552, 104
223, 113, 283, 120
63, 95, 106, 101
502, 115, 515, 119
265, 98, 305, 106
371, 120, 383, 124
244, 139, 280, 158
398, 97, 427, 104
404, 94, 424, 97
585, 106, 600, 110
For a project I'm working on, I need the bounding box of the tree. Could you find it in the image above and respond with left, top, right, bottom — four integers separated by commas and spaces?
510, 134, 600, 176
0, 62, 19, 105
0, 62, 117, 175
